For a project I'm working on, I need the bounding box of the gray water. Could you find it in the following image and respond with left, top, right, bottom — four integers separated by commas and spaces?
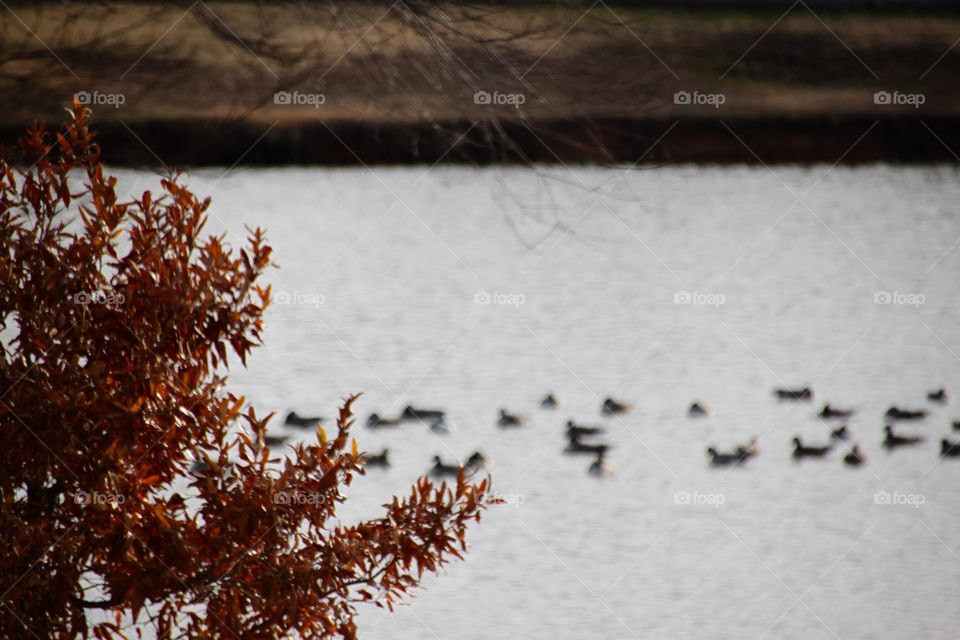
118, 164, 960, 639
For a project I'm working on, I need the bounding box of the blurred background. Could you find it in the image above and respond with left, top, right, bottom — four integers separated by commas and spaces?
2, 0, 960, 164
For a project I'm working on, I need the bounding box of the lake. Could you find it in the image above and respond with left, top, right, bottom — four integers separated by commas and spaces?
117, 163, 960, 639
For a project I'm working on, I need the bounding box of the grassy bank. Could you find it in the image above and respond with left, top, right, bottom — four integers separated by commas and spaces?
2, 2, 959, 163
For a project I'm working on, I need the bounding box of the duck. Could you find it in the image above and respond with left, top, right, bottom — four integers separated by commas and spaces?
792, 437, 832, 459
819, 404, 854, 419
497, 409, 526, 427
736, 437, 760, 458
565, 420, 605, 439
688, 402, 710, 417
367, 413, 401, 428
401, 405, 445, 421
941, 439, 960, 457
774, 387, 812, 401
565, 435, 610, 455
430, 455, 461, 478
285, 411, 323, 428
189, 458, 234, 477
429, 418, 454, 435
465, 451, 488, 470
883, 425, 925, 448
541, 393, 560, 409
706, 447, 749, 466
843, 445, 866, 466
263, 434, 289, 448
830, 426, 849, 441
928, 388, 948, 403
602, 397, 633, 415
364, 448, 390, 468
588, 451, 613, 476
885, 406, 927, 421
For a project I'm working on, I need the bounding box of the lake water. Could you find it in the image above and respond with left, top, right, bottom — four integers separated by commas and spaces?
118, 163, 960, 639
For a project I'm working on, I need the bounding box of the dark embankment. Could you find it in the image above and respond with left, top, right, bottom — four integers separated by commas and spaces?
3, 2, 960, 165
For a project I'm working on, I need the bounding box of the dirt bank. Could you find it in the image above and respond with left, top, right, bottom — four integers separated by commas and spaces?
2, 2, 958, 164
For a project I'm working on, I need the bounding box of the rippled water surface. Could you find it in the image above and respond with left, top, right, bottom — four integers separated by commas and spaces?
118, 164, 960, 639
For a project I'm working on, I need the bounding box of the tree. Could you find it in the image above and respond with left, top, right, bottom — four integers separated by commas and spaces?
0, 100, 492, 639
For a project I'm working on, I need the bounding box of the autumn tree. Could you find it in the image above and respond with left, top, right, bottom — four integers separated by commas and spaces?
0, 101, 492, 639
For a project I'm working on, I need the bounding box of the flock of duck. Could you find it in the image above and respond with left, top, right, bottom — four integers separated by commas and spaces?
705, 386, 960, 468
362, 394, 628, 477
275, 396, 629, 477
265, 386, 960, 479
277, 408, 489, 476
